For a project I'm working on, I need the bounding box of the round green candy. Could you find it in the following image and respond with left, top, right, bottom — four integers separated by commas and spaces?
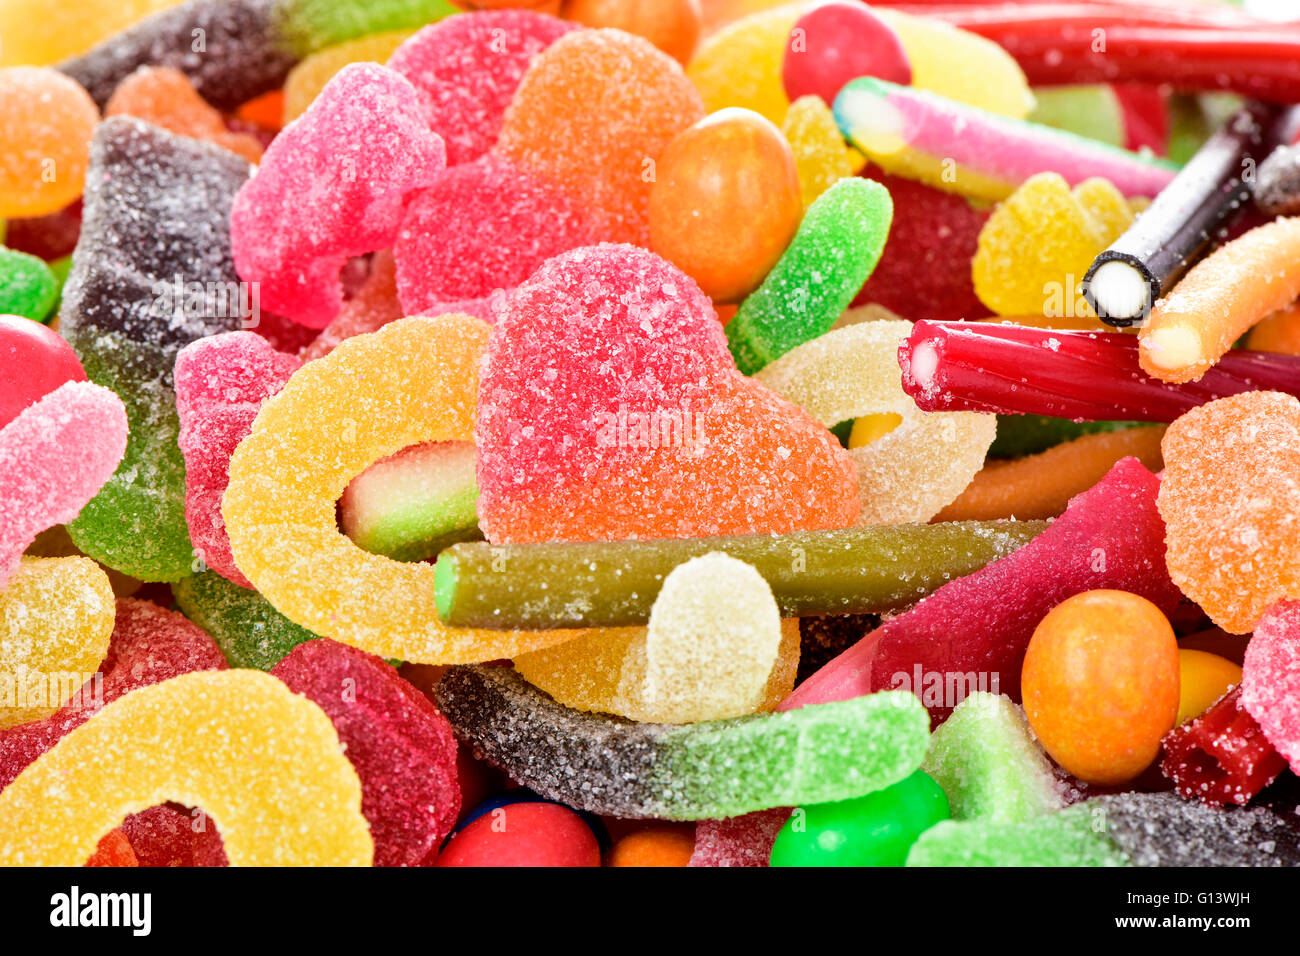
0, 247, 58, 322
770, 769, 950, 867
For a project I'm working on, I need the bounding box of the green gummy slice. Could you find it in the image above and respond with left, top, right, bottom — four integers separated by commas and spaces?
906, 805, 1131, 867
727, 177, 893, 376
922, 692, 1062, 823
1028, 85, 1124, 148
0, 247, 59, 322
989, 416, 1143, 459
173, 572, 320, 671
278, 0, 458, 55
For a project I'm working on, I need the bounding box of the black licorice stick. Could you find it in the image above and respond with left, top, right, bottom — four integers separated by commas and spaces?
1083, 101, 1300, 327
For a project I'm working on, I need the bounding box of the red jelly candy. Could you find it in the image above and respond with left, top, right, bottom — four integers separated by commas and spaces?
1162, 685, 1287, 807
120, 804, 228, 868
0, 313, 87, 429
84, 829, 138, 867
436, 801, 601, 867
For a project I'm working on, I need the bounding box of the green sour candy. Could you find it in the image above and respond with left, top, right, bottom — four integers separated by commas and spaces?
0, 247, 58, 322
770, 770, 950, 868
906, 805, 1130, 867
726, 177, 893, 375
921, 692, 1063, 823
278, 0, 459, 53
173, 571, 320, 670
435, 666, 930, 820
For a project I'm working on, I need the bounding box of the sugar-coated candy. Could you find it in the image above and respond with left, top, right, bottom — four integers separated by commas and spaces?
1158, 392, 1300, 634
780, 96, 853, 210
1254, 144, 1300, 217
1246, 304, 1300, 357
561, 0, 700, 64
514, 553, 796, 724
0, 67, 99, 219
223, 314, 576, 663
230, 62, 446, 328
271, 639, 460, 866
0, 249, 59, 322
0, 557, 114, 729
689, 808, 790, 868
782, 3, 910, 106
172, 572, 319, 671
0, 670, 372, 866
649, 108, 801, 303
174, 332, 302, 588
1242, 600, 1300, 774
119, 803, 227, 867
0, 314, 87, 429
608, 824, 695, 867
1161, 685, 1286, 808
436, 665, 929, 820
770, 770, 949, 867
784, 459, 1182, 726
0, 382, 128, 587
282, 30, 415, 124
393, 156, 595, 316
921, 692, 1062, 823
726, 177, 892, 375
85, 828, 139, 868
756, 320, 994, 525
1177, 649, 1241, 726
105, 66, 263, 163
686, 5, 801, 126
906, 805, 1129, 867
388, 11, 577, 167
341, 441, 480, 563
437, 800, 601, 868
300, 249, 404, 361
475, 244, 859, 544
496, 29, 704, 245
0, 0, 179, 66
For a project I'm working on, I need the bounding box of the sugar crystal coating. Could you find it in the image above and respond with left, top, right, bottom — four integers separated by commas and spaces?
300, 249, 404, 361
172, 571, 319, 671
905, 805, 1129, 867
1242, 599, 1300, 773
0, 248, 60, 322
0, 67, 100, 218
781, 95, 855, 209
283, 30, 415, 124
105, 66, 264, 162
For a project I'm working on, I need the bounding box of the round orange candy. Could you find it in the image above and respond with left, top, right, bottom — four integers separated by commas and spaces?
1176, 648, 1241, 726
649, 107, 802, 303
0, 67, 99, 218
1022, 589, 1180, 785
606, 824, 695, 866
561, 0, 703, 64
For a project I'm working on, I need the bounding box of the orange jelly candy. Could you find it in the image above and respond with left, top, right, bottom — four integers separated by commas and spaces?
0, 67, 99, 218
105, 66, 263, 163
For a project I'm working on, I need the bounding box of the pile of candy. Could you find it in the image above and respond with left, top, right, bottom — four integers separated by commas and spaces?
4, 0, 1300, 868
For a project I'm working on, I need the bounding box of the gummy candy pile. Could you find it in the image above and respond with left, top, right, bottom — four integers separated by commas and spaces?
5, 0, 1300, 870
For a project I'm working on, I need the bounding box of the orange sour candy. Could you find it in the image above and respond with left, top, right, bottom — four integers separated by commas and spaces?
105, 67, 263, 163
0, 67, 99, 218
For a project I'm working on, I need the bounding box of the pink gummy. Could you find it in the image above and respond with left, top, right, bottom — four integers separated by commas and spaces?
229, 63, 446, 328
1242, 600, 1300, 774
300, 250, 404, 360
689, 809, 789, 868
174, 332, 301, 588
271, 639, 461, 867
0, 380, 128, 588
0, 599, 228, 791
387, 10, 578, 166
782, 457, 1183, 725
393, 156, 596, 316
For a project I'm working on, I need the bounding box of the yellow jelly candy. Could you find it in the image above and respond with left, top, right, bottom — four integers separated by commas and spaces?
1176, 649, 1242, 726
781, 94, 851, 209
687, 4, 802, 124
972, 172, 1135, 318
222, 314, 578, 664
757, 320, 995, 524
515, 553, 800, 724
0, 0, 182, 66
282, 30, 415, 124
0, 670, 372, 866
0, 556, 114, 729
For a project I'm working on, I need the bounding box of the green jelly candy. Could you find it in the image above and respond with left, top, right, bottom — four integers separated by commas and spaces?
1028, 86, 1125, 148
0, 247, 58, 322
906, 805, 1130, 867
922, 692, 1062, 823
726, 177, 892, 375
340, 441, 481, 563
989, 416, 1142, 459
279, 0, 458, 54
770, 770, 951, 867
173, 571, 320, 670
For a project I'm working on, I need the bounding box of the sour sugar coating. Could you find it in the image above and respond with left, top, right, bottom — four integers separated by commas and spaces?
387, 10, 578, 167
0, 67, 100, 219
283, 30, 415, 124
1161, 685, 1287, 807
1158, 392, 1300, 634
229, 62, 446, 328
435, 665, 929, 820
222, 314, 578, 664
1242, 600, 1300, 774
300, 249, 403, 361
172, 572, 319, 671
689, 809, 790, 868
0, 599, 227, 792
474, 244, 859, 544
105, 66, 264, 163
0, 382, 128, 588
905, 805, 1130, 867
756, 320, 994, 525
514, 553, 796, 724
495, 29, 704, 246
0, 249, 60, 322
784, 458, 1182, 726
393, 156, 596, 317
0, 670, 372, 866
781, 96, 855, 210
685, 4, 801, 125
0, 557, 115, 730
174, 332, 302, 588
921, 692, 1062, 823
271, 639, 460, 867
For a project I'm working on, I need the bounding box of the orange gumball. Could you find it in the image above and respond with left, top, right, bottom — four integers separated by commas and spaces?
649, 108, 802, 303
1022, 589, 1180, 785
606, 824, 695, 866
562, 0, 703, 64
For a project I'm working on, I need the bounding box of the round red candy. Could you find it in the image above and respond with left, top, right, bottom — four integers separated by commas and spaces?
0, 314, 86, 429
436, 801, 601, 867
782, 2, 911, 106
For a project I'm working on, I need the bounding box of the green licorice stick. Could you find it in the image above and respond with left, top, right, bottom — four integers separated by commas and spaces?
434, 519, 1047, 629
726, 177, 893, 376
173, 571, 321, 671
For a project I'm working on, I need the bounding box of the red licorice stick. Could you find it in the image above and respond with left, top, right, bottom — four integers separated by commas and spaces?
890, 2, 1267, 29
1161, 686, 1288, 807
899, 320, 1300, 422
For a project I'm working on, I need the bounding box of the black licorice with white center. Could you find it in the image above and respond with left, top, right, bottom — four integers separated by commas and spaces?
1253, 143, 1300, 217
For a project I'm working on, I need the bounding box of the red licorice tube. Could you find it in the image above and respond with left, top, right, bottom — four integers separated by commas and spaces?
1161, 686, 1288, 807
899, 320, 1300, 422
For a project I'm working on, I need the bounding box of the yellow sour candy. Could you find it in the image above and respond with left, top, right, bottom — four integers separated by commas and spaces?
756, 320, 995, 524
0, 670, 372, 866
222, 314, 578, 664
282, 30, 415, 124
687, 4, 803, 124
0, 556, 114, 729
781, 94, 852, 208
0, 0, 182, 66
972, 173, 1134, 318
516, 553, 799, 724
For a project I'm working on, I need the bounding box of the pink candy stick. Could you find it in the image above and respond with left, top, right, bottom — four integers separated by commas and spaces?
1242, 600, 1300, 774
174, 332, 302, 588
0, 380, 128, 588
